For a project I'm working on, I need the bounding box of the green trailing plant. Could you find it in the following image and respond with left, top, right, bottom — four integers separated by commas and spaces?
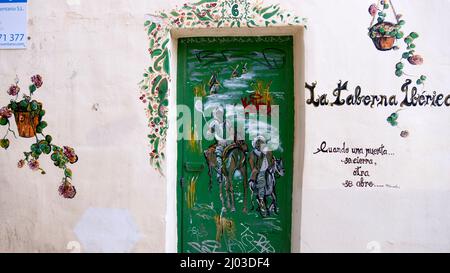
1, 75, 78, 199
368, 0, 426, 86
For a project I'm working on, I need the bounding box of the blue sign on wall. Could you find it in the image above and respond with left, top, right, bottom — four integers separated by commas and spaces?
0, 0, 28, 49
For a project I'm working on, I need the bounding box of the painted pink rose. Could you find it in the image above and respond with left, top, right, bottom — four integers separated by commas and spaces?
7, 85, 20, 96
17, 160, 25, 168
408, 55, 424, 65
0, 107, 12, 119
28, 159, 40, 171
368, 4, 378, 16
58, 180, 77, 199
31, 74, 43, 88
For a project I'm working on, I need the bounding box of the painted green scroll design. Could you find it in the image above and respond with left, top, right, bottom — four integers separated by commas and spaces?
1, 75, 78, 199
139, 0, 307, 174
367, 0, 427, 86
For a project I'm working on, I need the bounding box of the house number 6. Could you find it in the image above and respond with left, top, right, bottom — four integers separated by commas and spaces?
231, 4, 239, 17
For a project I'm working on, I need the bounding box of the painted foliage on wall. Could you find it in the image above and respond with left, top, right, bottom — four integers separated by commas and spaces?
1, 75, 78, 198
367, 0, 426, 85
139, 0, 307, 174
367, 0, 429, 137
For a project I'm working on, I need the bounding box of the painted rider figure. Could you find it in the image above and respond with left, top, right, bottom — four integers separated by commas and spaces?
249, 136, 274, 217
208, 107, 234, 186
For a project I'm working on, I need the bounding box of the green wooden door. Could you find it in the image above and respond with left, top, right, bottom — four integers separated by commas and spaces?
177, 36, 294, 253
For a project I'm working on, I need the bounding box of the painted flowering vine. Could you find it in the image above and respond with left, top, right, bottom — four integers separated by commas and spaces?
1, 75, 78, 199
367, 0, 429, 138
139, 0, 306, 174
367, 0, 426, 86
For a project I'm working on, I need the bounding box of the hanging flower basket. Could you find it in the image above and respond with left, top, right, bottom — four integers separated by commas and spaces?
369, 21, 397, 51
1, 74, 78, 199
367, 1, 427, 85
12, 101, 44, 138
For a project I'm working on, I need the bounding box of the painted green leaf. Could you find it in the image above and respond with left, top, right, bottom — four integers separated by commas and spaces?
147, 22, 157, 35
205, 10, 214, 20
9, 101, 18, 111
263, 7, 280, 19
29, 84, 37, 93
42, 145, 52, 155
64, 168, 73, 178
152, 75, 163, 94
153, 138, 160, 153
30, 101, 38, 111
410, 32, 419, 39
151, 49, 163, 58
19, 100, 28, 110
192, 0, 217, 5
158, 78, 168, 100
163, 51, 170, 74
0, 117, 7, 126
247, 20, 256, 27
258, 5, 273, 15
0, 139, 9, 149
154, 49, 168, 71
193, 11, 209, 21
396, 32, 404, 39
31, 143, 39, 153
39, 121, 48, 129
162, 38, 170, 49
38, 142, 49, 152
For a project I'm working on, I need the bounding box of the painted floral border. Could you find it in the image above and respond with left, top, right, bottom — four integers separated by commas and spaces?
139, 0, 307, 174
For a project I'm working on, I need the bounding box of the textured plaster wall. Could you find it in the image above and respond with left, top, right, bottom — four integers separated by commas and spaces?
0, 0, 449, 252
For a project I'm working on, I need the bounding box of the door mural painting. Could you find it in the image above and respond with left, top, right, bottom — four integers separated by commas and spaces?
177, 36, 294, 253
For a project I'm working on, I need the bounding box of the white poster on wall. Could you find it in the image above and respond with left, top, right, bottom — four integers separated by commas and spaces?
0, 0, 27, 49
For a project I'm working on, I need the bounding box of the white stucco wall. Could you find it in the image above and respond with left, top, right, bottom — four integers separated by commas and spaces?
0, 0, 449, 252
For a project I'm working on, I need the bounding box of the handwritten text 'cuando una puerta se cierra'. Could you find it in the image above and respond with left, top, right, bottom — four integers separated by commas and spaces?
306, 79, 450, 108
